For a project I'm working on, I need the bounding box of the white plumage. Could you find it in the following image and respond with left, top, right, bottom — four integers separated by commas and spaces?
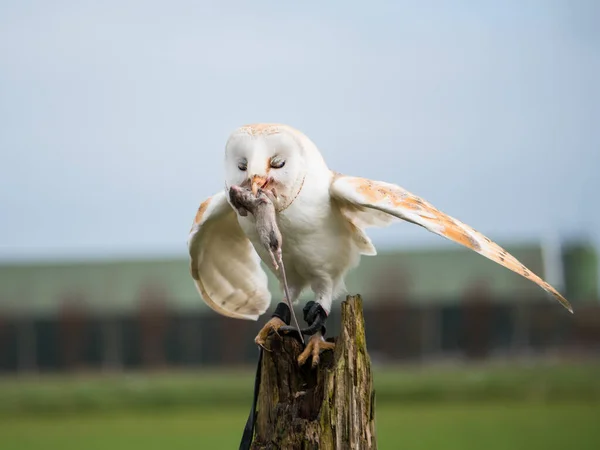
188, 123, 572, 361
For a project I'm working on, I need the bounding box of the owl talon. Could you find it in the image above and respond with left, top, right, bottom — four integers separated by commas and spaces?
297, 332, 335, 368
254, 316, 286, 349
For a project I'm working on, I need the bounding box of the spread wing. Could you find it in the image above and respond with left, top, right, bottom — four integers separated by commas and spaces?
330, 173, 573, 313
187, 191, 271, 320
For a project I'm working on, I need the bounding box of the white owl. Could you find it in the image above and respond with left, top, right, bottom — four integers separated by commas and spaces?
188, 124, 572, 366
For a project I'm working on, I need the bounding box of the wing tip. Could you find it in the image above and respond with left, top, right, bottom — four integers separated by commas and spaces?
565, 303, 574, 314
555, 294, 574, 314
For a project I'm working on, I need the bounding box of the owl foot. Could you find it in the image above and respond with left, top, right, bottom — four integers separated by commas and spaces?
254, 316, 286, 351
297, 332, 335, 368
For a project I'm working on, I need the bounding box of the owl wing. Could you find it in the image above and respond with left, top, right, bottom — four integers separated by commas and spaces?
187, 190, 271, 320
330, 173, 573, 313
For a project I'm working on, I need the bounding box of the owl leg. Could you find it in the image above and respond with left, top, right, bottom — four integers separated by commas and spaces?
304, 278, 333, 333
280, 300, 334, 366
280, 280, 335, 367
282, 278, 332, 335
294, 298, 335, 366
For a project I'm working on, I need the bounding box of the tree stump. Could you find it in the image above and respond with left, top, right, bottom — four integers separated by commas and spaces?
251, 295, 377, 450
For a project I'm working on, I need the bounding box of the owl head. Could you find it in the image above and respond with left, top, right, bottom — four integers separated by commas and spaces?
223, 123, 328, 212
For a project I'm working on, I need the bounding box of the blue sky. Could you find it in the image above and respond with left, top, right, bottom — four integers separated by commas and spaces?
0, 0, 598, 261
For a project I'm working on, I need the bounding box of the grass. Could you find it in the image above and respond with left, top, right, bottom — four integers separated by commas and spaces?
0, 403, 598, 450
0, 361, 598, 449
1, 361, 599, 415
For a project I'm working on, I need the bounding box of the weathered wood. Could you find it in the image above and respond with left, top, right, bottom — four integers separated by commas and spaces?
251, 295, 377, 450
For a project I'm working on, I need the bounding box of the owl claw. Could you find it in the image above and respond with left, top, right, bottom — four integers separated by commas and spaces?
254, 316, 286, 351
297, 332, 335, 368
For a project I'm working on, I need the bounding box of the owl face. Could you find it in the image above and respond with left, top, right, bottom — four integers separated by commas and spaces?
224, 125, 308, 211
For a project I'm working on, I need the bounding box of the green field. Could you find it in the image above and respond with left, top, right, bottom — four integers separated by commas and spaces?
1, 402, 598, 450
1, 361, 599, 449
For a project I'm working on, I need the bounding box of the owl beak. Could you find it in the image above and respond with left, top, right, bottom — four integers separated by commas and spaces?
250, 175, 269, 196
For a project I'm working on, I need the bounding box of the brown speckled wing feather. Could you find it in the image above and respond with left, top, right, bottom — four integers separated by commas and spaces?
330, 173, 573, 313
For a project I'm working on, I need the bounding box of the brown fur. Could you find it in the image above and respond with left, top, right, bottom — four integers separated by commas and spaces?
229, 185, 282, 269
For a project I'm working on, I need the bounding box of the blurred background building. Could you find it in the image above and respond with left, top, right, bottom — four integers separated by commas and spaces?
0, 238, 597, 373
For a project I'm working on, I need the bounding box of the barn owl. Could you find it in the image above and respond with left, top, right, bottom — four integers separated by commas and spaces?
188, 123, 573, 366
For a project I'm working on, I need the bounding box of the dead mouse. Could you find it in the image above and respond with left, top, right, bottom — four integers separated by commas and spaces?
229, 185, 282, 270
228, 185, 303, 343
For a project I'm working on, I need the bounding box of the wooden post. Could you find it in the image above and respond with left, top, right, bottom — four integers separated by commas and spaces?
251, 295, 377, 450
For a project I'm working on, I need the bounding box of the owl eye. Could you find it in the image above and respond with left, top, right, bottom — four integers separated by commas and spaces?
238, 160, 247, 171
270, 157, 285, 169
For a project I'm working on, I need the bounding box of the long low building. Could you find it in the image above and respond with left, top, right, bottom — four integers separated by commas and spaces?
0, 241, 597, 372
